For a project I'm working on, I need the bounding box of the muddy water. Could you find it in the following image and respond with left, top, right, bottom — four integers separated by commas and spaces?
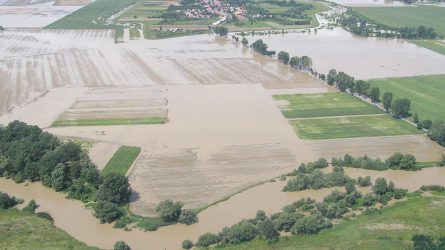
247, 28, 445, 79
0, 177, 339, 250
344, 167, 445, 191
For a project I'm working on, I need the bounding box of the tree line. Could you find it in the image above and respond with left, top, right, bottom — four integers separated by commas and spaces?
341, 10, 439, 39
332, 153, 418, 171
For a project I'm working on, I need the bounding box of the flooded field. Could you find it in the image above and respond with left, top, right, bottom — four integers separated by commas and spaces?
47, 84, 317, 216
307, 135, 445, 162
0, 0, 88, 27
252, 28, 445, 79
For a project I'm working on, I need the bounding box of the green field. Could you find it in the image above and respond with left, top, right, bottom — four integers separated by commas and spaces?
46, 0, 136, 29
369, 75, 445, 122
0, 209, 97, 249
292, 115, 421, 140
224, 194, 445, 250
51, 117, 167, 127
353, 5, 445, 36
411, 40, 445, 55
102, 146, 141, 175
275, 92, 382, 118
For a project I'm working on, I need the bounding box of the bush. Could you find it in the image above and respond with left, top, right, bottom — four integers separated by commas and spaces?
182, 240, 193, 249
0, 192, 21, 209
257, 218, 279, 241
362, 193, 376, 207
357, 176, 372, 187
113, 241, 130, 250
292, 212, 332, 235
156, 199, 183, 222
255, 210, 267, 223
94, 201, 122, 223
393, 188, 408, 199
178, 210, 198, 225
196, 232, 219, 247
422, 120, 432, 129
37, 212, 54, 223
22, 199, 38, 213
274, 212, 297, 232
399, 154, 416, 170
219, 220, 257, 245
420, 185, 445, 192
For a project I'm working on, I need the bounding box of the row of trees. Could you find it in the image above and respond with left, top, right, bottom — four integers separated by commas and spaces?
332, 153, 418, 171
0, 121, 132, 224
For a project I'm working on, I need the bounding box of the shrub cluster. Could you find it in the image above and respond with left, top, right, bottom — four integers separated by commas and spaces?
156, 199, 198, 225
0, 192, 22, 209
283, 167, 351, 192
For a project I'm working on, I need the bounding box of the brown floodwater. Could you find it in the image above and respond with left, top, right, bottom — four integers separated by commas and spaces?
1, 166, 445, 249
245, 27, 445, 79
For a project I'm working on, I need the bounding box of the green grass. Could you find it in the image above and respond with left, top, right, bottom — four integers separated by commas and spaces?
353, 5, 445, 36
102, 146, 141, 176
45, 0, 136, 29
369, 75, 445, 122
275, 92, 383, 118
292, 115, 422, 140
51, 117, 167, 127
411, 40, 445, 56
224, 194, 445, 250
0, 209, 98, 250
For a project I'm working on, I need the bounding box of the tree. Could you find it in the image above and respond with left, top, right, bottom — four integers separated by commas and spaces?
156, 199, 183, 222
399, 154, 416, 170
23, 199, 38, 213
252, 39, 269, 55
354, 80, 370, 96
413, 113, 419, 124
422, 119, 432, 129
327, 69, 337, 85
300, 56, 313, 70
335, 72, 354, 92
113, 241, 130, 250
292, 212, 332, 235
382, 92, 393, 112
277, 51, 290, 64
373, 177, 388, 195
182, 240, 193, 249
241, 37, 248, 47
51, 163, 69, 191
96, 173, 131, 204
0, 192, 20, 209
255, 210, 267, 222
178, 210, 198, 225
391, 98, 411, 118
289, 56, 300, 68
214, 26, 228, 36
429, 120, 445, 146
369, 87, 380, 102
94, 201, 122, 223
219, 220, 257, 245
274, 212, 297, 232
257, 218, 279, 241
357, 176, 371, 187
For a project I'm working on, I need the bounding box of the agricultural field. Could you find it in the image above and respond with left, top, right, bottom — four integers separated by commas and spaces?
45, 0, 136, 28
275, 92, 382, 118
292, 115, 421, 140
411, 40, 445, 56
102, 146, 141, 175
352, 5, 445, 36
0, 209, 98, 250
369, 74, 445, 122
51, 87, 168, 127
224, 194, 445, 250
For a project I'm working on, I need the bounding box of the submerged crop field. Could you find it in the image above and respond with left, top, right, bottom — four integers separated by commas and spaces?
369, 74, 445, 122
275, 92, 382, 118
292, 115, 422, 140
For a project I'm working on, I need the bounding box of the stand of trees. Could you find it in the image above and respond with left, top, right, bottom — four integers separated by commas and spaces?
0, 121, 132, 224
332, 153, 417, 171
156, 199, 198, 225
214, 26, 228, 36
251, 39, 275, 56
